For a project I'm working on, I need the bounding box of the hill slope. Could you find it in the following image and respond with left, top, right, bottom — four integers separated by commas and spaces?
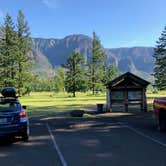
31, 34, 92, 66
0, 29, 155, 80
32, 35, 154, 80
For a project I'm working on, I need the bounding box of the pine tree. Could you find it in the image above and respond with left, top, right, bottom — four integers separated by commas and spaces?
103, 64, 120, 84
88, 32, 105, 94
153, 26, 166, 90
0, 13, 18, 87
16, 10, 33, 95
65, 51, 87, 97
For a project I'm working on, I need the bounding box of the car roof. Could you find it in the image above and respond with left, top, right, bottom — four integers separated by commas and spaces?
0, 97, 20, 104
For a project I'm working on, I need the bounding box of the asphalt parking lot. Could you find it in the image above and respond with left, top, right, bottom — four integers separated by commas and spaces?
0, 112, 166, 166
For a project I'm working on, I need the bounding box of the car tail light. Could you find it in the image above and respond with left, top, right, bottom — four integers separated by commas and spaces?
20, 111, 27, 118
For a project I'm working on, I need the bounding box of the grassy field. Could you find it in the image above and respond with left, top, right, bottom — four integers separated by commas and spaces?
20, 92, 106, 117
19, 91, 166, 117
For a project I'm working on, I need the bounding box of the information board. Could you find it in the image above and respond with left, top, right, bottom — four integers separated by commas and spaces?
128, 91, 142, 100
111, 91, 124, 100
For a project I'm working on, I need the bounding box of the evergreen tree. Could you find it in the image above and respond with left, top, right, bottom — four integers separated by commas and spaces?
16, 10, 33, 95
153, 26, 166, 90
103, 64, 120, 84
88, 32, 105, 94
0, 13, 18, 87
65, 51, 87, 97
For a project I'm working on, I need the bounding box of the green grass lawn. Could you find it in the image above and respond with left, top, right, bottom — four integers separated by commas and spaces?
19, 91, 166, 117
20, 92, 106, 117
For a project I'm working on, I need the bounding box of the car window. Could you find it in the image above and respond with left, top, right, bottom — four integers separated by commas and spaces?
0, 102, 18, 112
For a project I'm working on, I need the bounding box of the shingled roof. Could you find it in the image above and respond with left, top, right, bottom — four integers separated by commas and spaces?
107, 72, 150, 88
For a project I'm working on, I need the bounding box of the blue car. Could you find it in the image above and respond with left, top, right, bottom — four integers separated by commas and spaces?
0, 87, 29, 141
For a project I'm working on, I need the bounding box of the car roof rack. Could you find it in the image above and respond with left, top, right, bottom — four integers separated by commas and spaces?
0, 96, 18, 103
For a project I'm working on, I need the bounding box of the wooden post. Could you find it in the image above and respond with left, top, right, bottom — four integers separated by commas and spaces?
125, 102, 128, 112
106, 89, 112, 112
124, 85, 128, 112
110, 89, 112, 112
143, 88, 147, 112
140, 103, 143, 111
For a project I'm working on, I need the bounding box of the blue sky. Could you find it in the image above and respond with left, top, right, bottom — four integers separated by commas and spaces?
0, 0, 166, 48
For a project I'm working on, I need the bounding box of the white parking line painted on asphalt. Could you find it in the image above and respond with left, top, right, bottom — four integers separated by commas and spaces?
119, 122, 166, 148
46, 123, 68, 166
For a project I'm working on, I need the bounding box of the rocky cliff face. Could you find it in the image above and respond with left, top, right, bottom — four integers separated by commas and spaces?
31, 34, 92, 66
0, 29, 155, 80
32, 35, 154, 80
109, 47, 154, 73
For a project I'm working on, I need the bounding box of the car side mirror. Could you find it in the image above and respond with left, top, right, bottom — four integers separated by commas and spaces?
22, 105, 27, 109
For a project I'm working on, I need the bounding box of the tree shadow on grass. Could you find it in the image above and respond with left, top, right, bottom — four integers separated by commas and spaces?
27, 101, 154, 118
27, 104, 97, 117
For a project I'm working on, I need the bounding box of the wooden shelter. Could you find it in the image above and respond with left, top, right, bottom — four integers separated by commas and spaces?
106, 72, 150, 112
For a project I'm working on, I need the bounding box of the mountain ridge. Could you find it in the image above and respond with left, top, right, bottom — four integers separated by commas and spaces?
32, 34, 154, 80
0, 29, 154, 81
